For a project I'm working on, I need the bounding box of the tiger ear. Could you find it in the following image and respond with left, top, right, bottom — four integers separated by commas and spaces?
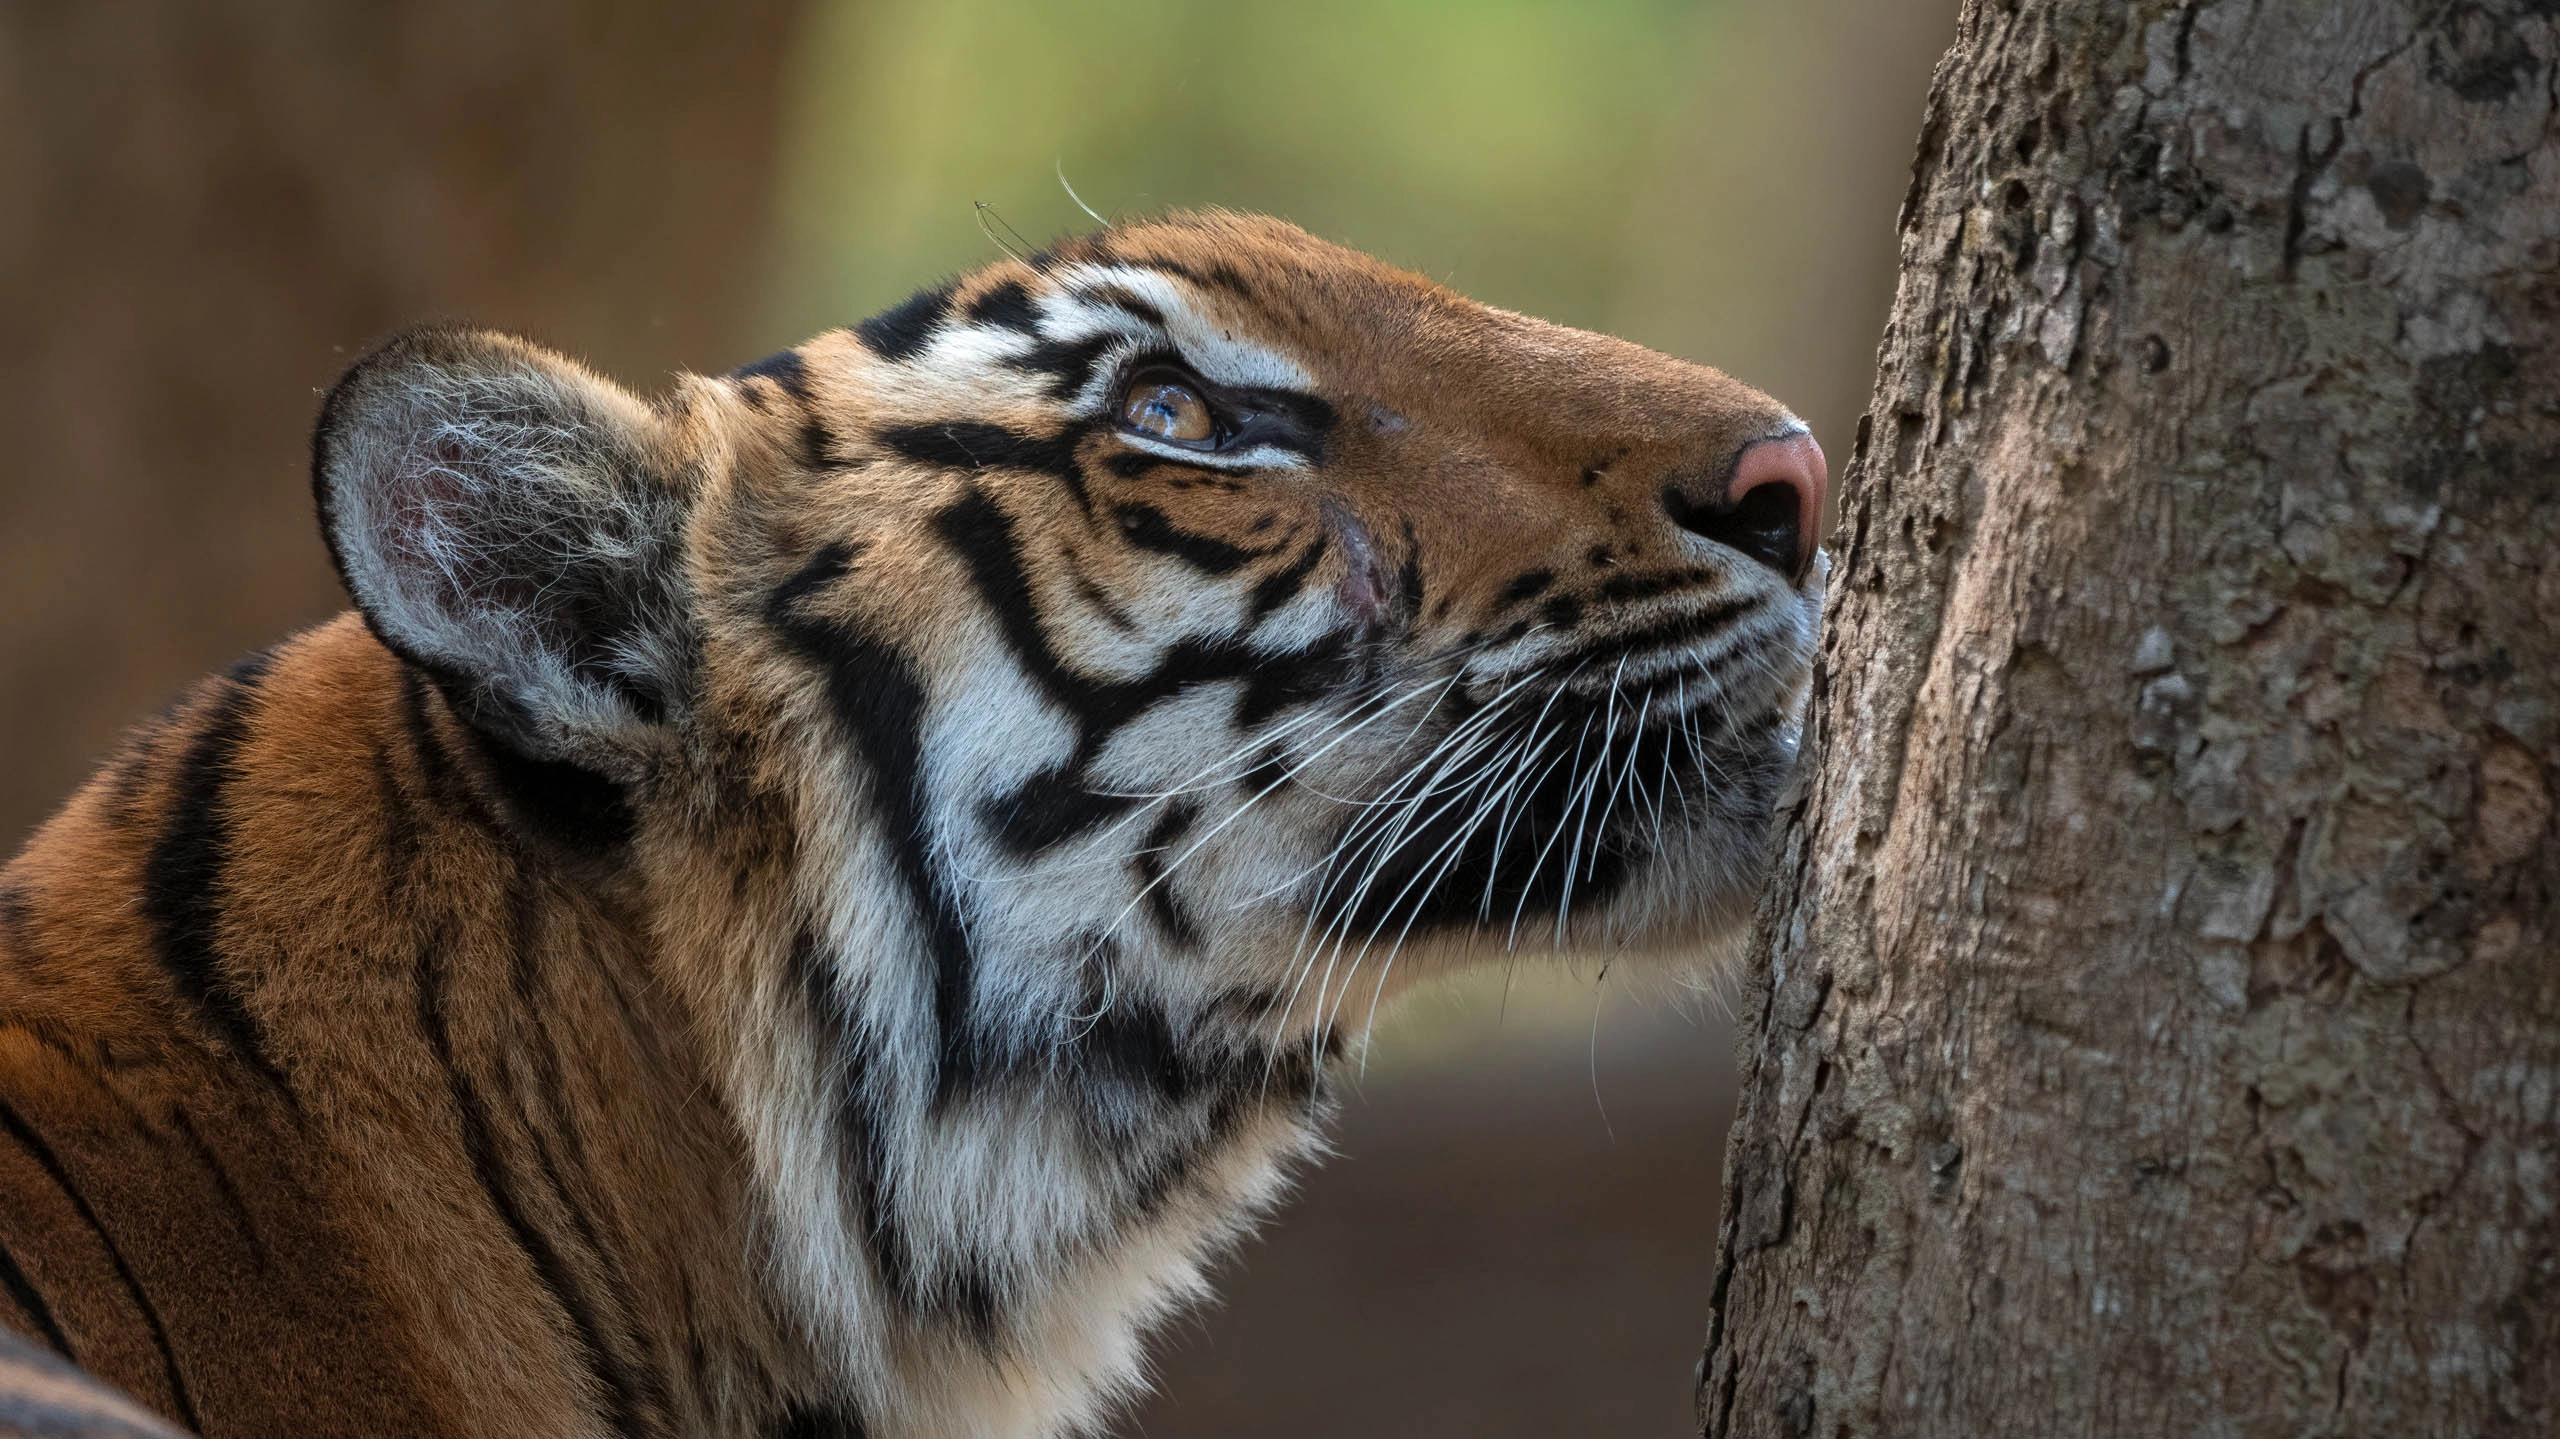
312, 326, 696, 775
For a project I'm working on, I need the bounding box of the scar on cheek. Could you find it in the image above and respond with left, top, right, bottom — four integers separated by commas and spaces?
1367, 406, 1408, 434
1323, 499, 1392, 624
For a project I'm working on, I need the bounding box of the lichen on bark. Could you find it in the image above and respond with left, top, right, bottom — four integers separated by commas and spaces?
1700, 2, 2560, 1435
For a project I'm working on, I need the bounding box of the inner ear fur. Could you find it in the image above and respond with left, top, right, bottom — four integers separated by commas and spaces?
312, 325, 697, 774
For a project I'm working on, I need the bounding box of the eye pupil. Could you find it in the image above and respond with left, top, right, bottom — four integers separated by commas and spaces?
1120, 378, 1215, 445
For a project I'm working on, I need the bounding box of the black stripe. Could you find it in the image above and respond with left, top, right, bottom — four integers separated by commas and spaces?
1205, 983, 1295, 1027
1232, 629, 1357, 730
0, 885, 29, 959
398, 664, 633, 859
369, 736, 422, 888
512, 1111, 657, 1435
771, 1400, 869, 1439
768, 530, 1323, 1324
855, 283, 956, 362
1240, 743, 1290, 799
1215, 386, 1337, 464
505, 880, 669, 1436
414, 936, 643, 1439
1137, 256, 1255, 298
765, 541, 856, 616
801, 417, 840, 471
1005, 332, 1120, 397
1247, 533, 1328, 625
729, 348, 810, 400
877, 421, 1079, 477
785, 931, 922, 1317
464, 733, 636, 858
963, 279, 1040, 334
876, 420, 1092, 514
0, 1235, 73, 1360
1078, 285, 1166, 329
933, 486, 1363, 813
1063, 557, 1139, 634
930, 488, 1142, 723
979, 768, 1138, 861
218, 649, 275, 690
1309, 687, 1731, 936
0, 1098, 199, 1431
163, 1109, 266, 1274
1133, 801, 1203, 950
1499, 569, 1555, 606
1599, 568, 1716, 604
1112, 503, 1259, 575
938, 488, 1215, 712
1099, 1033, 1333, 1224
1100, 451, 1243, 487
137, 660, 293, 1096
1594, 596, 1760, 661
767, 550, 984, 1105
1044, 947, 1333, 1226
1394, 523, 1426, 628
396, 668, 473, 817
941, 1263, 1002, 1347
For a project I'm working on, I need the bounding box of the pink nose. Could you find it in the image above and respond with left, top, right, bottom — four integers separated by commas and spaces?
1664, 430, 1829, 579
1726, 431, 1828, 579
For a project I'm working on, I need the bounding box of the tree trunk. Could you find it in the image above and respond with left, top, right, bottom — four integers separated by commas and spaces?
1700, 2, 2559, 1435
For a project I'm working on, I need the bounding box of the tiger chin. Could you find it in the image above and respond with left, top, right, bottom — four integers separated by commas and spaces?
0, 212, 1825, 1439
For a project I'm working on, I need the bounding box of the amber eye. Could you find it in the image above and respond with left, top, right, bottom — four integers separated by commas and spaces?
1119, 378, 1216, 446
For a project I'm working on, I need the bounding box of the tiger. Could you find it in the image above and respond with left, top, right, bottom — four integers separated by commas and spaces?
0, 210, 1827, 1439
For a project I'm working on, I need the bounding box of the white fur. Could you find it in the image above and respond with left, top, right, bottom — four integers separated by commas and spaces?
1048, 263, 1316, 393
330, 301, 1822, 1439
732, 531, 1818, 1435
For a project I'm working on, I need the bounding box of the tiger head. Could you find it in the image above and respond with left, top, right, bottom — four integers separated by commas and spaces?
319, 211, 1824, 1017
312, 210, 1825, 1419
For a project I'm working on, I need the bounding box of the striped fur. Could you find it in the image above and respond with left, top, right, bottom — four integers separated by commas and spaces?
0, 212, 1822, 1438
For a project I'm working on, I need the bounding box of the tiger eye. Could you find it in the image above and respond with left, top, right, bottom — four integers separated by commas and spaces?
1120, 380, 1215, 445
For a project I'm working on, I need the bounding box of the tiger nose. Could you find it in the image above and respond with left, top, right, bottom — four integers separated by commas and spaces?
1660, 431, 1829, 581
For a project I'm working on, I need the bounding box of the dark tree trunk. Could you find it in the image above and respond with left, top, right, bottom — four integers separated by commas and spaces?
1701, 2, 2560, 1435
0, 1, 804, 848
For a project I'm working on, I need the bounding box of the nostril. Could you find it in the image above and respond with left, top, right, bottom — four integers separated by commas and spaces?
1662, 431, 1827, 579
1664, 481, 1801, 577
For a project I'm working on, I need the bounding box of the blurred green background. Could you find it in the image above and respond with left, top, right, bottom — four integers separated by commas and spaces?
0, 2, 1954, 1434
760, 0, 1956, 470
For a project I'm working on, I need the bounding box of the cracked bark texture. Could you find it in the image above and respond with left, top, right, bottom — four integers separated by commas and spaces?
1699, 2, 2559, 1436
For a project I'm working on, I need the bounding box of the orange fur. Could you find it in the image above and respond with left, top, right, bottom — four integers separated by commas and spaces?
0, 213, 1817, 1438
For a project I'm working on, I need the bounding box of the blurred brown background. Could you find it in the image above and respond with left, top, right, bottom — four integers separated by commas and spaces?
0, 2, 1953, 1432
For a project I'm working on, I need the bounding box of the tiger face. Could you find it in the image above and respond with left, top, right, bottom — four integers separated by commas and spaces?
303, 210, 1825, 1433
328, 210, 1821, 1015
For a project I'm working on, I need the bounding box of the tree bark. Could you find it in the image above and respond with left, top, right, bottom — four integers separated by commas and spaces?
1700, 2, 2559, 1435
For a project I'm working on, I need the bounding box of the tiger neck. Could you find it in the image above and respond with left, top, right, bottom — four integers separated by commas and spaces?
396, 640, 1349, 1436
660, 802, 1339, 1438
